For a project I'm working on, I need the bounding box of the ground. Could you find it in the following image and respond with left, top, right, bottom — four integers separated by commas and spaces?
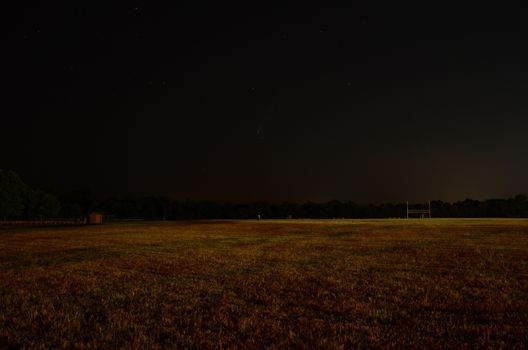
1, 219, 527, 349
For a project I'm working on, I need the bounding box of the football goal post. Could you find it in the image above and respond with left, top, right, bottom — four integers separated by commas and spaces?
406, 201, 431, 219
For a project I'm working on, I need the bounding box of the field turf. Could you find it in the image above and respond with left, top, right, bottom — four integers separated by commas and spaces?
1, 219, 527, 349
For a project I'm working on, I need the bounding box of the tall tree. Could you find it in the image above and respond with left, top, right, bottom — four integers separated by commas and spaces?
0, 170, 29, 219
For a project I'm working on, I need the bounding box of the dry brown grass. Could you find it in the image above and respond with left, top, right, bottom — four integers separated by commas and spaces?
1, 219, 527, 349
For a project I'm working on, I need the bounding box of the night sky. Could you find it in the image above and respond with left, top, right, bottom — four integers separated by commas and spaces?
4, 4, 528, 203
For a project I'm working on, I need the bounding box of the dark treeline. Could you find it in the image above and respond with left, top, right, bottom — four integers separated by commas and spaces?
2, 170, 528, 220
0, 170, 61, 220
61, 192, 528, 220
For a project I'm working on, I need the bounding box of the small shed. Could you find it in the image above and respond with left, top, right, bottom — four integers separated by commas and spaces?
87, 212, 103, 225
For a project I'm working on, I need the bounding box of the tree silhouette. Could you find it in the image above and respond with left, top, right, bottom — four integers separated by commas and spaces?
0, 170, 29, 219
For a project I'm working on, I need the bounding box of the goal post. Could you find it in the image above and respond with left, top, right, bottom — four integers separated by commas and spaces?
406, 201, 431, 219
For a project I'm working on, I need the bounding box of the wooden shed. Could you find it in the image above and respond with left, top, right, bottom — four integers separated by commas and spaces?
87, 212, 103, 224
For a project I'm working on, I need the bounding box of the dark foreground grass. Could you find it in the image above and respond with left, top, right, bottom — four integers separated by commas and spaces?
1, 219, 527, 349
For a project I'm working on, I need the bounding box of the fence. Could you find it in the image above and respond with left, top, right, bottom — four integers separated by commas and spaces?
0, 219, 87, 226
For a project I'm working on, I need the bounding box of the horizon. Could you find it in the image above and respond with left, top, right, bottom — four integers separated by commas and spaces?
3, 168, 526, 207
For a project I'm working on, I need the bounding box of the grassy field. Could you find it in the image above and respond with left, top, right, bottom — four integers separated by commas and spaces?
1, 219, 527, 349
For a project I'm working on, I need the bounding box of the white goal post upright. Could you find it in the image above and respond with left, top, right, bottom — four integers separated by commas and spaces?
406, 201, 431, 219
